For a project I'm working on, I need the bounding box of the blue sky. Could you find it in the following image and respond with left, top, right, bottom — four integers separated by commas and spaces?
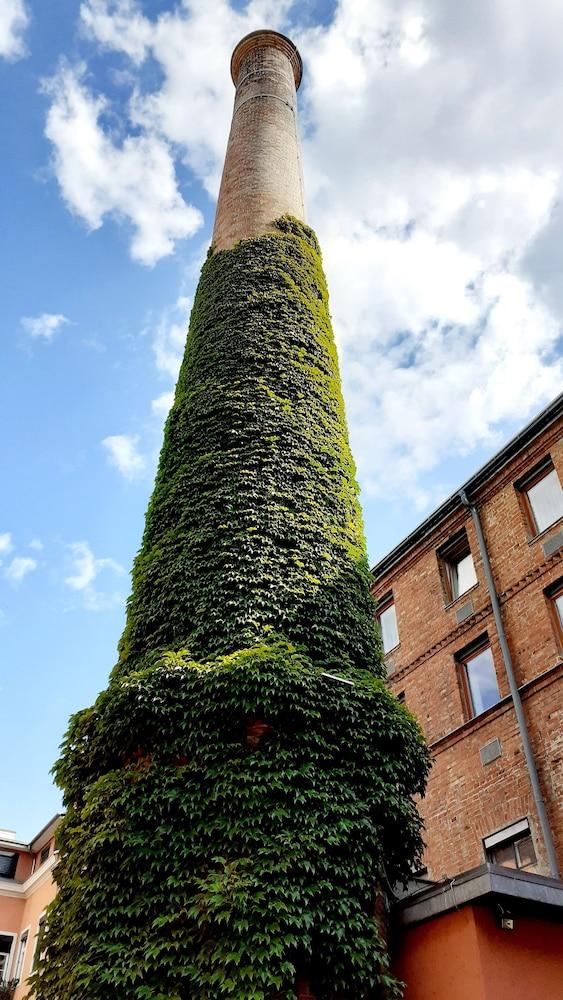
1, 0, 562, 839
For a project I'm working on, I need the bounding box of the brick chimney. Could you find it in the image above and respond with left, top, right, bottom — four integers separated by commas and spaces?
212, 29, 306, 251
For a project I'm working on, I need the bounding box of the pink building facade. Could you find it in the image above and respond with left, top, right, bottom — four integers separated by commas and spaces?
0, 818, 59, 999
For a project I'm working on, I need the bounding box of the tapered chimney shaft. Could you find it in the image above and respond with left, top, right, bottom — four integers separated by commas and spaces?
212, 30, 306, 251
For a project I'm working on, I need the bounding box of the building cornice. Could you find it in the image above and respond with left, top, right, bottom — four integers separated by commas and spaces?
0, 855, 57, 900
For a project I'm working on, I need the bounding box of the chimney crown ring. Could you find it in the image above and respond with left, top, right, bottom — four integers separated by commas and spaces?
231, 30, 303, 89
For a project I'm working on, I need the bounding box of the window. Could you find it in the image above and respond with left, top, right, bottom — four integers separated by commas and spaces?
458, 640, 500, 717
0, 851, 17, 879
0, 935, 14, 981
39, 844, 50, 866
545, 579, 563, 651
484, 819, 538, 873
13, 930, 28, 982
518, 460, 563, 536
31, 916, 46, 974
439, 530, 478, 603
377, 594, 399, 654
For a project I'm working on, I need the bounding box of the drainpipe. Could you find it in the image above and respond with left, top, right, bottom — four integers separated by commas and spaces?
459, 489, 559, 879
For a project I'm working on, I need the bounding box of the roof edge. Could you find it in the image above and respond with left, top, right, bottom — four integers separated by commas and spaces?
397, 862, 563, 926
371, 392, 563, 579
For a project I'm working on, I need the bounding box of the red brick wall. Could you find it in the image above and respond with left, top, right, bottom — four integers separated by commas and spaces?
373, 416, 563, 878
212, 32, 305, 251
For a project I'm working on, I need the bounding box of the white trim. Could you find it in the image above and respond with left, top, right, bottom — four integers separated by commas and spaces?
484, 818, 529, 850
13, 925, 30, 982
0, 854, 57, 899
30, 911, 47, 977
0, 930, 17, 981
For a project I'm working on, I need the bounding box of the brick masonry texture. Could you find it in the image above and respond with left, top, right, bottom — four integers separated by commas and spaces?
372, 415, 563, 879
212, 31, 306, 251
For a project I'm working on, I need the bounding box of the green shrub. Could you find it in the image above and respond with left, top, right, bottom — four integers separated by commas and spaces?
30, 219, 429, 1000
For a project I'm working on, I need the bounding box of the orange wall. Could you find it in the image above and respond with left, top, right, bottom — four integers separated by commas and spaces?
474, 905, 563, 1000
0, 894, 25, 936
393, 904, 563, 1000
394, 907, 487, 1000
12, 870, 56, 1000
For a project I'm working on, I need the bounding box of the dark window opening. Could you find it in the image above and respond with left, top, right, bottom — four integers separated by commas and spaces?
0, 851, 17, 879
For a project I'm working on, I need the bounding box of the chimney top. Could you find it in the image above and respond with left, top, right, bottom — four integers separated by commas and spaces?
230, 29, 303, 89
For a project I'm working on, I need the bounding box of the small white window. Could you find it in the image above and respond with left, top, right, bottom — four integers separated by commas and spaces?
31, 914, 47, 974
377, 596, 399, 654
439, 530, 478, 603
518, 462, 563, 535
13, 929, 28, 981
457, 641, 500, 718
0, 934, 14, 980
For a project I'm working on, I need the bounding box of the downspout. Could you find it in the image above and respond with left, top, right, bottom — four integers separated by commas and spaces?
459, 489, 560, 879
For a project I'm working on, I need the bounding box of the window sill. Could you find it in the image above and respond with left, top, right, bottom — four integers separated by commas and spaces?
443, 582, 479, 611
430, 693, 512, 753
383, 642, 400, 659
527, 515, 563, 546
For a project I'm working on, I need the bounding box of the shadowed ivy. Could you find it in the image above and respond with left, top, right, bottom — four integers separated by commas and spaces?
30, 219, 429, 1000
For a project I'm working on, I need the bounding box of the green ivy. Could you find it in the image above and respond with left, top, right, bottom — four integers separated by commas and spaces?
30, 220, 429, 1000
116, 217, 380, 676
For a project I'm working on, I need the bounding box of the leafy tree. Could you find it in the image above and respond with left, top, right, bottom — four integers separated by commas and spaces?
30, 219, 429, 1000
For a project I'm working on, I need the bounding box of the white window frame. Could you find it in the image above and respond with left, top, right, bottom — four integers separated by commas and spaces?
377, 594, 400, 655
484, 818, 529, 851
0, 931, 16, 982
13, 926, 30, 982
30, 911, 47, 975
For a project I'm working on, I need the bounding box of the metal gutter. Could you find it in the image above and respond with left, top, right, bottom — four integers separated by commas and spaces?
371, 391, 563, 578
460, 489, 559, 879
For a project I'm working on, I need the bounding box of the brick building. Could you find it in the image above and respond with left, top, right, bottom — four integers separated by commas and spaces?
372, 393, 563, 998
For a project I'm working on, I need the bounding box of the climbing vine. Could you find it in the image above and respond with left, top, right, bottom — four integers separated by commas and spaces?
30, 220, 429, 1000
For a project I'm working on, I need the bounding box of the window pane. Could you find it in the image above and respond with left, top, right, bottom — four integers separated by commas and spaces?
14, 931, 28, 980
515, 835, 537, 870
555, 593, 563, 627
490, 842, 518, 868
452, 552, 477, 599
465, 646, 500, 715
0, 851, 17, 879
0, 937, 13, 980
379, 603, 399, 653
527, 469, 563, 533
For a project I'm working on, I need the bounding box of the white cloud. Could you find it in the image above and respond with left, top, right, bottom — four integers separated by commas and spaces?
80, 0, 293, 195
148, 294, 191, 418
21, 313, 69, 341
0, 0, 29, 61
64, 541, 124, 611
295, 0, 563, 499
152, 296, 189, 380
0, 533, 13, 563
43, 63, 203, 265
151, 390, 174, 418
28, 538, 43, 550
5, 556, 37, 583
49, 0, 563, 501
80, 0, 151, 64
102, 433, 146, 478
